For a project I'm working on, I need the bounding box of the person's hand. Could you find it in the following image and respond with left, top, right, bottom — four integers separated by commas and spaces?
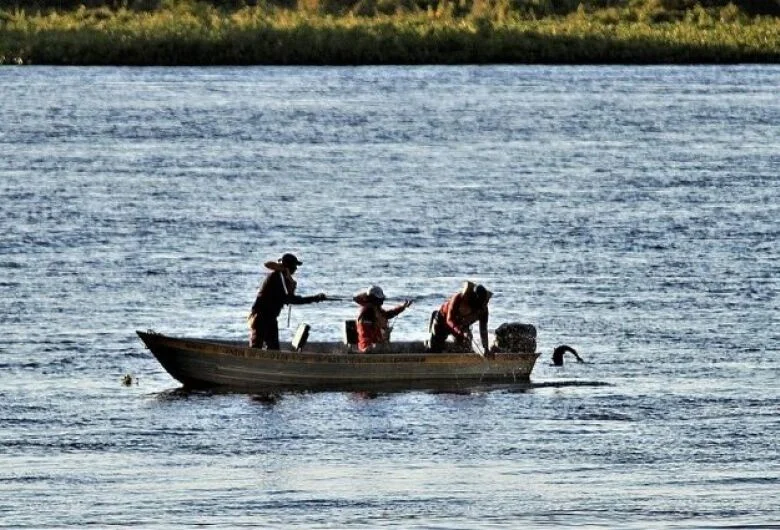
402, 299, 413, 310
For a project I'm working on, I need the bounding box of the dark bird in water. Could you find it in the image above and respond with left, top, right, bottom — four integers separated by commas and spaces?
552, 345, 584, 366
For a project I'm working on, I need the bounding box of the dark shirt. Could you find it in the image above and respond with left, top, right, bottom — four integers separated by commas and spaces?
251, 270, 317, 318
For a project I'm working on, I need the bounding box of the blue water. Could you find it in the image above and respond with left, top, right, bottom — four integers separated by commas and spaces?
1, 65, 778, 528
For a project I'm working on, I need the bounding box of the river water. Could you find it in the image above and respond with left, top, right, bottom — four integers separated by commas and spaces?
1, 65, 778, 528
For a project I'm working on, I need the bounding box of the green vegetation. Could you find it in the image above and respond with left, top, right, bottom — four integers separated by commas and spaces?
0, 0, 778, 65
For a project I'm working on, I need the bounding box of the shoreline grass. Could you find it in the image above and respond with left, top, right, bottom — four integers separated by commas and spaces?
1, 1, 778, 65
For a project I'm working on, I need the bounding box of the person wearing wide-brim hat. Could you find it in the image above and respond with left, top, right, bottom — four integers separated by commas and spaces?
428, 281, 492, 353
353, 285, 412, 353
248, 253, 326, 349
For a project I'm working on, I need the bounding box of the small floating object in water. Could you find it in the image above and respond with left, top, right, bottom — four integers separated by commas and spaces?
552, 345, 585, 366
121, 373, 136, 386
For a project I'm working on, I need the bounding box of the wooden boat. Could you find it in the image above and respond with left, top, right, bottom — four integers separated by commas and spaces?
137, 330, 540, 393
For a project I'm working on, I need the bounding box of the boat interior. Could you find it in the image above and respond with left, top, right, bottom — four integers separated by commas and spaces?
204, 321, 476, 355
299, 340, 434, 354
285, 321, 476, 354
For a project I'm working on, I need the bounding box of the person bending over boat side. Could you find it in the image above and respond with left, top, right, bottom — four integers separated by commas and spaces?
354, 286, 412, 353
428, 282, 491, 354
248, 253, 326, 350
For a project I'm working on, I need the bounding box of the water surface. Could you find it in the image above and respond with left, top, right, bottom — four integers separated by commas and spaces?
0, 65, 778, 528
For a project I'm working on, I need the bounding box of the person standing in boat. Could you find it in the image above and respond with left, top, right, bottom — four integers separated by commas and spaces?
428, 281, 492, 354
354, 285, 413, 353
248, 253, 326, 350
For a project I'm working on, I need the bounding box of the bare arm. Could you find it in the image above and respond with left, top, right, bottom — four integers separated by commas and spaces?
478, 308, 489, 352
384, 300, 412, 320
287, 293, 326, 305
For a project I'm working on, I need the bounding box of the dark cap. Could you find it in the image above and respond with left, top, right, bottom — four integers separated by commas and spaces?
280, 253, 303, 268
472, 284, 490, 306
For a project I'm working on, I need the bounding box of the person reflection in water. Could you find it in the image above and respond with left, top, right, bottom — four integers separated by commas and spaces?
248, 253, 326, 350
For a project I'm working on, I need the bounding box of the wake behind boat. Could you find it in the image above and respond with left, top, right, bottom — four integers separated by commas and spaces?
137, 328, 540, 393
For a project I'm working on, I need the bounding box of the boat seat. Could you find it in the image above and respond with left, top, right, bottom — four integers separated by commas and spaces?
429, 310, 440, 334
292, 323, 310, 352
343, 320, 358, 349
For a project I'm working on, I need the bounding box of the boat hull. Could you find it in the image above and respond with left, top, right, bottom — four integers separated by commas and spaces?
137, 330, 539, 393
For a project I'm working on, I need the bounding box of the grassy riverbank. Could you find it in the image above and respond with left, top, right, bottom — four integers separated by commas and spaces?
1, 0, 778, 65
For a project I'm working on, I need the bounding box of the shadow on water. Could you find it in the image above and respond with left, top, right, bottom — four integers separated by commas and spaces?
148, 379, 612, 403
150, 387, 225, 402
